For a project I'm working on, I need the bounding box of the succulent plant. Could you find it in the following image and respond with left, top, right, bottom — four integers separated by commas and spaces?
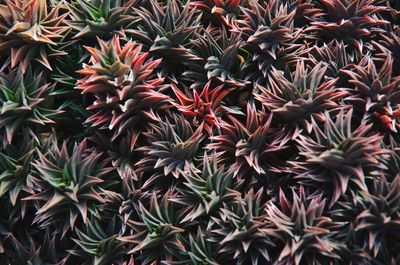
383, 136, 400, 180
65, 0, 138, 40
118, 175, 150, 226
293, 109, 388, 204
309, 0, 389, 52
341, 53, 400, 133
76, 36, 167, 138
171, 81, 235, 134
0, 196, 27, 260
173, 152, 241, 223
287, 0, 324, 28
254, 61, 348, 134
208, 102, 290, 180
1, 227, 72, 265
266, 187, 344, 265
0, 199, 77, 265
119, 190, 186, 264
136, 113, 204, 188
125, 0, 202, 75
120, 256, 135, 265
0, 0, 69, 72
69, 215, 127, 265
354, 175, 400, 262
185, 27, 252, 88
186, 226, 222, 265
0, 65, 63, 147
309, 40, 357, 77
232, 0, 303, 77
90, 130, 140, 180
0, 131, 36, 206
25, 138, 117, 237
373, 28, 400, 75
331, 174, 400, 264
210, 188, 275, 264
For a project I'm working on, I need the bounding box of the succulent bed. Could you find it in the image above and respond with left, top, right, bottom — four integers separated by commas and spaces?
0, 0, 399, 264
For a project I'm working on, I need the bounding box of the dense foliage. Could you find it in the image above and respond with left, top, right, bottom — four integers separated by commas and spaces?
0, 0, 399, 264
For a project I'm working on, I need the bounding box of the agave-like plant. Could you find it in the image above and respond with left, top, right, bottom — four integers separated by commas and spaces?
232, 0, 304, 77
1, 227, 72, 265
118, 175, 150, 227
186, 226, 222, 265
0, 201, 9, 254
173, 152, 241, 223
210, 188, 275, 264
383, 136, 400, 181
341, 53, 400, 133
203, 30, 252, 88
76, 36, 168, 138
309, 40, 357, 77
108, 131, 139, 181
354, 175, 400, 262
309, 0, 389, 52
171, 81, 235, 134
119, 190, 186, 264
65, 0, 138, 40
24, 138, 117, 237
69, 215, 127, 265
254, 61, 348, 135
0, 65, 63, 147
125, 0, 202, 74
293, 109, 388, 205
0, 197, 25, 260
0, 131, 36, 207
90, 130, 140, 180
0, 178, 33, 241
0, 0, 69, 72
266, 187, 344, 265
136, 113, 204, 189
373, 28, 400, 75
185, 27, 252, 88
331, 173, 400, 264
208, 102, 290, 180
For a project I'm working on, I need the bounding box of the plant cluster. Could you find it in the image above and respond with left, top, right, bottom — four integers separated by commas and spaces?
0, 0, 399, 264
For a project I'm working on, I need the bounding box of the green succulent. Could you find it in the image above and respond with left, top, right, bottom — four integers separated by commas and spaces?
0, 132, 36, 206
0, 66, 63, 147
119, 190, 186, 264
65, 0, 139, 40
69, 216, 127, 265
174, 152, 241, 223
25, 138, 118, 236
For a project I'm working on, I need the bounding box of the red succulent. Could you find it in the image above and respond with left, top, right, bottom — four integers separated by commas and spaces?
76, 36, 168, 138
171, 82, 234, 134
